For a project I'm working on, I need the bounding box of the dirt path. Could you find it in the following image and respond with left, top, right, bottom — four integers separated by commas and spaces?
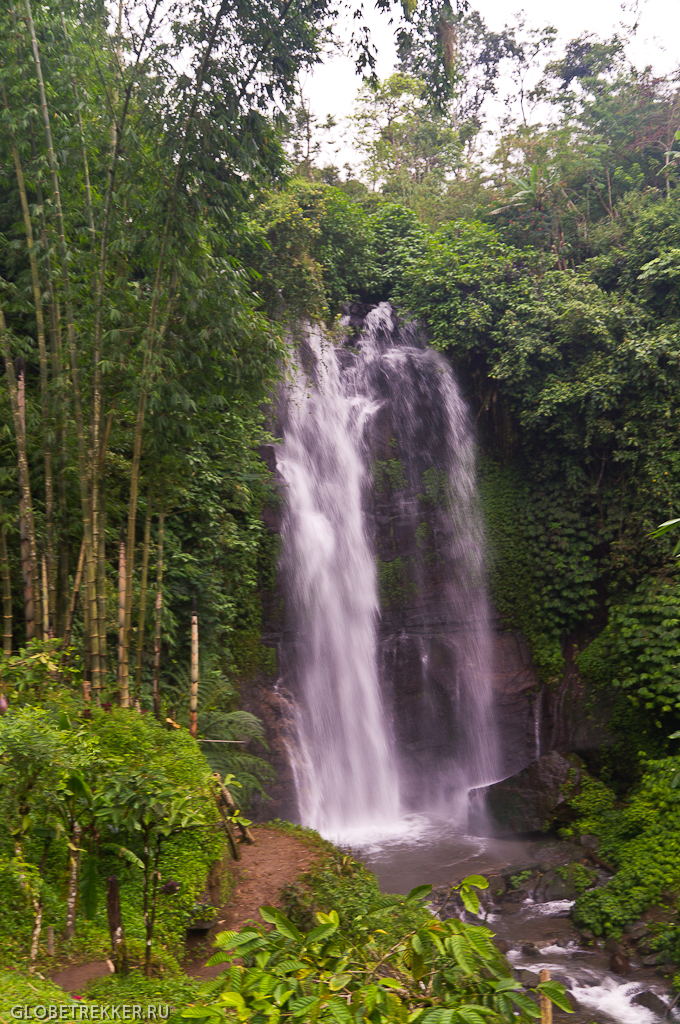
186, 825, 320, 979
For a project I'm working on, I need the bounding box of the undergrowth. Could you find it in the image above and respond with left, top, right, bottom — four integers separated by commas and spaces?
564, 762, 680, 953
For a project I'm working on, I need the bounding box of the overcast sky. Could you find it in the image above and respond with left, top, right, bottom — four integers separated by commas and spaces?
302, 0, 680, 169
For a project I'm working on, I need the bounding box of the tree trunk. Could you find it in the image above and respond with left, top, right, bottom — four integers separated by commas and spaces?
190, 605, 199, 738
144, 840, 162, 978
152, 513, 165, 720
106, 875, 129, 974
14, 840, 42, 972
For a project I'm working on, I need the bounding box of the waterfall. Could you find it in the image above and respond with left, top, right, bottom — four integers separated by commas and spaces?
277, 304, 498, 836
277, 322, 401, 834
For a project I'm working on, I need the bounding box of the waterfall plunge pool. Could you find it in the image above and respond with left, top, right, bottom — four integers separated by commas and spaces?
327, 815, 679, 1024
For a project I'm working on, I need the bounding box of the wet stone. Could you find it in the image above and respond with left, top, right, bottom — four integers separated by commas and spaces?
623, 920, 648, 939
521, 942, 541, 957
632, 990, 668, 1014
610, 950, 631, 975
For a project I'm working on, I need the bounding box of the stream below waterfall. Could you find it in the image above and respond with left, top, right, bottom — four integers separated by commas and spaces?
340, 818, 679, 1024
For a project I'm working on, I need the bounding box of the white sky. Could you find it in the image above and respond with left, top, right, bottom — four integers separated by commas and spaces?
302, 0, 680, 169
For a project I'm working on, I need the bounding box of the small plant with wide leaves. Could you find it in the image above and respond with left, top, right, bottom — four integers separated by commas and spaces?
181, 880, 572, 1023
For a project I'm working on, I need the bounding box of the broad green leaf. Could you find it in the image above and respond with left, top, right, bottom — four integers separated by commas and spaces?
461, 875, 489, 890
218, 993, 246, 1010
493, 977, 522, 992
460, 888, 480, 915
259, 906, 303, 943
290, 995, 318, 1016
275, 958, 308, 973
455, 1008, 495, 1023
317, 910, 340, 926
537, 980, 575, 1013
305, 923, 337, 944
407, 883, 433, 901
447, 934, 475, 974
507, 990, 541, 1017
329, 972, 353, 990
326, 997, 353, 1024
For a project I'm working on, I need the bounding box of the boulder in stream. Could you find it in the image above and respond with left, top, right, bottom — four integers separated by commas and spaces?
482, 751, 588, 835
631, 990, 668, 1014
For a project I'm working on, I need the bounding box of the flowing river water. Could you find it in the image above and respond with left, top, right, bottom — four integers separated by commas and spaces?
275, 305, 677, 1023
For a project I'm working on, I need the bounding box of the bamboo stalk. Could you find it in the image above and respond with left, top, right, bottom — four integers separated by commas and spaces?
0, 318, 39, 643
63, 539, 85, 653
34, 176, 66, 637
22, 0, 99, 685
97, 503, 107, 686
190, 603, 199, 739
117, 530, 128, 705
214, 797, 241, 861
16, 358, 36, 640
41, 553, 50, 640
152, 513, 165, 720
120, 0, 230, 673
59, 12, 95, 246
213, 773, 255, 844
0, 498, 12, 655
134, 499, 153, 700
4, 90, 54, 639
539, 969, 552, 1024
31, 153, 65, 635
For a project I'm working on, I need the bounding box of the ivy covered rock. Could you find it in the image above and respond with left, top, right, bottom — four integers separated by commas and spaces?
484, 751, 589, 835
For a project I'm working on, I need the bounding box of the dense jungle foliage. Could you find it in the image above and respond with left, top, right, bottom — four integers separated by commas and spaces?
2, 0, 680, 1008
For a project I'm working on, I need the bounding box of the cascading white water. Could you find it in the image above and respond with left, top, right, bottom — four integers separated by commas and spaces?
277, 324, 401, 834
277, 304, 498, 836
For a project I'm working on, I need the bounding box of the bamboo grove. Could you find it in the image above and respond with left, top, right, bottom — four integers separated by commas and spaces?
0, 0, 346, 708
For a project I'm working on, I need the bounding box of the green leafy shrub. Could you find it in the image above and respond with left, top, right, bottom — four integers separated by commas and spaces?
182, 885, 572, 1024
569, 760, 680, 943
578, 576, 680, 721
0, 701, 229, 969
